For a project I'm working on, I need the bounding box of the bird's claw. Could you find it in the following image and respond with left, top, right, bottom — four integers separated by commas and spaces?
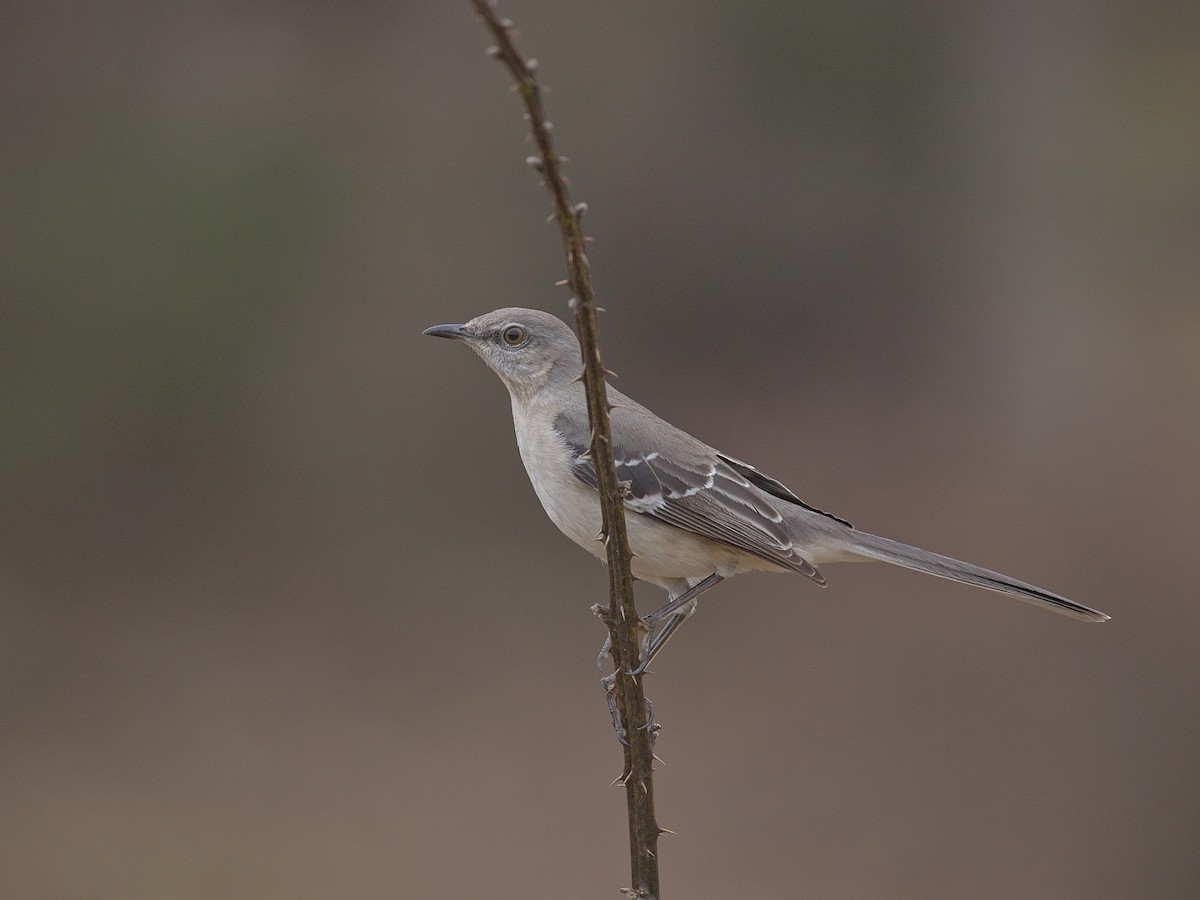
640, 697, 657, 735
600, 673, 628, 746
600, 672, 658, 747
595, 634, 612, 672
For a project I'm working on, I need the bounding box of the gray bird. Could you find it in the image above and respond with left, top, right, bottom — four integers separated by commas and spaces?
424, 308, 1108, 671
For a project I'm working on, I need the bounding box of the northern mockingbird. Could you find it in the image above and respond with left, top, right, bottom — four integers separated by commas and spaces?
424, 308, 1109, 670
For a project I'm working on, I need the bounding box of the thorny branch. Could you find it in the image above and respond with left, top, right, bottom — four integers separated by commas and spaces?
468, 2, 662, 897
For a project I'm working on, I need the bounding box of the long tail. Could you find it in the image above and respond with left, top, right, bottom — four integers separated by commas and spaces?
843, 531, 1109, 622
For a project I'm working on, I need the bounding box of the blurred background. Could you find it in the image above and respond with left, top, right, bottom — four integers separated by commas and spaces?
2, 1, 1198, 897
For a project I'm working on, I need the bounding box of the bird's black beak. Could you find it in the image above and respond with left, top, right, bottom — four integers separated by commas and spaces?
422, 323, 469, 340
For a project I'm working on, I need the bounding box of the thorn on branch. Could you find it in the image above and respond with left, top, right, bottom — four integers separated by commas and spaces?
469, 0, 655, 891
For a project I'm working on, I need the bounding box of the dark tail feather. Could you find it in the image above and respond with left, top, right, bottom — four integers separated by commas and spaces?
845, 531, 1109, 622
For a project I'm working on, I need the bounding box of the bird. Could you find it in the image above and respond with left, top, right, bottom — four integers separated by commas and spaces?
423, 308, 1109, 671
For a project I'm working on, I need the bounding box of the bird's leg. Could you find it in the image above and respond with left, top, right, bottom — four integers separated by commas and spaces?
595, 573, 723, 743
593, 575, 645, 671
643, 573, 725, 627
631, 573, 725, 676
593, 605, 646, 744
632, 606, 694, 677
594, 611, 648, 671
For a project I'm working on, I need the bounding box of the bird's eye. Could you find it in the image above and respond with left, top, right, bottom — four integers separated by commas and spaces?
501, 325, 526, 346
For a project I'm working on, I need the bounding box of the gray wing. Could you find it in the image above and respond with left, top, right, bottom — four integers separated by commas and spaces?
554, 405, 830, 584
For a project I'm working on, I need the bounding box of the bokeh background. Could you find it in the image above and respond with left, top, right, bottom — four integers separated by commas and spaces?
3, 2, 1198, 897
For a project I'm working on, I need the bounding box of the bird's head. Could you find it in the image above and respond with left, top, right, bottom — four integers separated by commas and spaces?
423, 307, 581, 401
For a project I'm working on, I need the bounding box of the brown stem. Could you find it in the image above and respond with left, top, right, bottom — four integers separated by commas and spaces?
467, 2, 661, 897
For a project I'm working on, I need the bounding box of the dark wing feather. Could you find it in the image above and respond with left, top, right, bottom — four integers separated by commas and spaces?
717, 454, 852, 528
554, 409, 825, 583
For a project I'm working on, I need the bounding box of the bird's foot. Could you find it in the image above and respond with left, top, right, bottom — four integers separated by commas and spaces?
595, 634, 612, 671
600, 673, 658, 747
600, 673, 628, 746
641, 697, 659, 744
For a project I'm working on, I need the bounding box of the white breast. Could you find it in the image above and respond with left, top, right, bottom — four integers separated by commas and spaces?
511, 396, 606, 558
509, 396, 756, 585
